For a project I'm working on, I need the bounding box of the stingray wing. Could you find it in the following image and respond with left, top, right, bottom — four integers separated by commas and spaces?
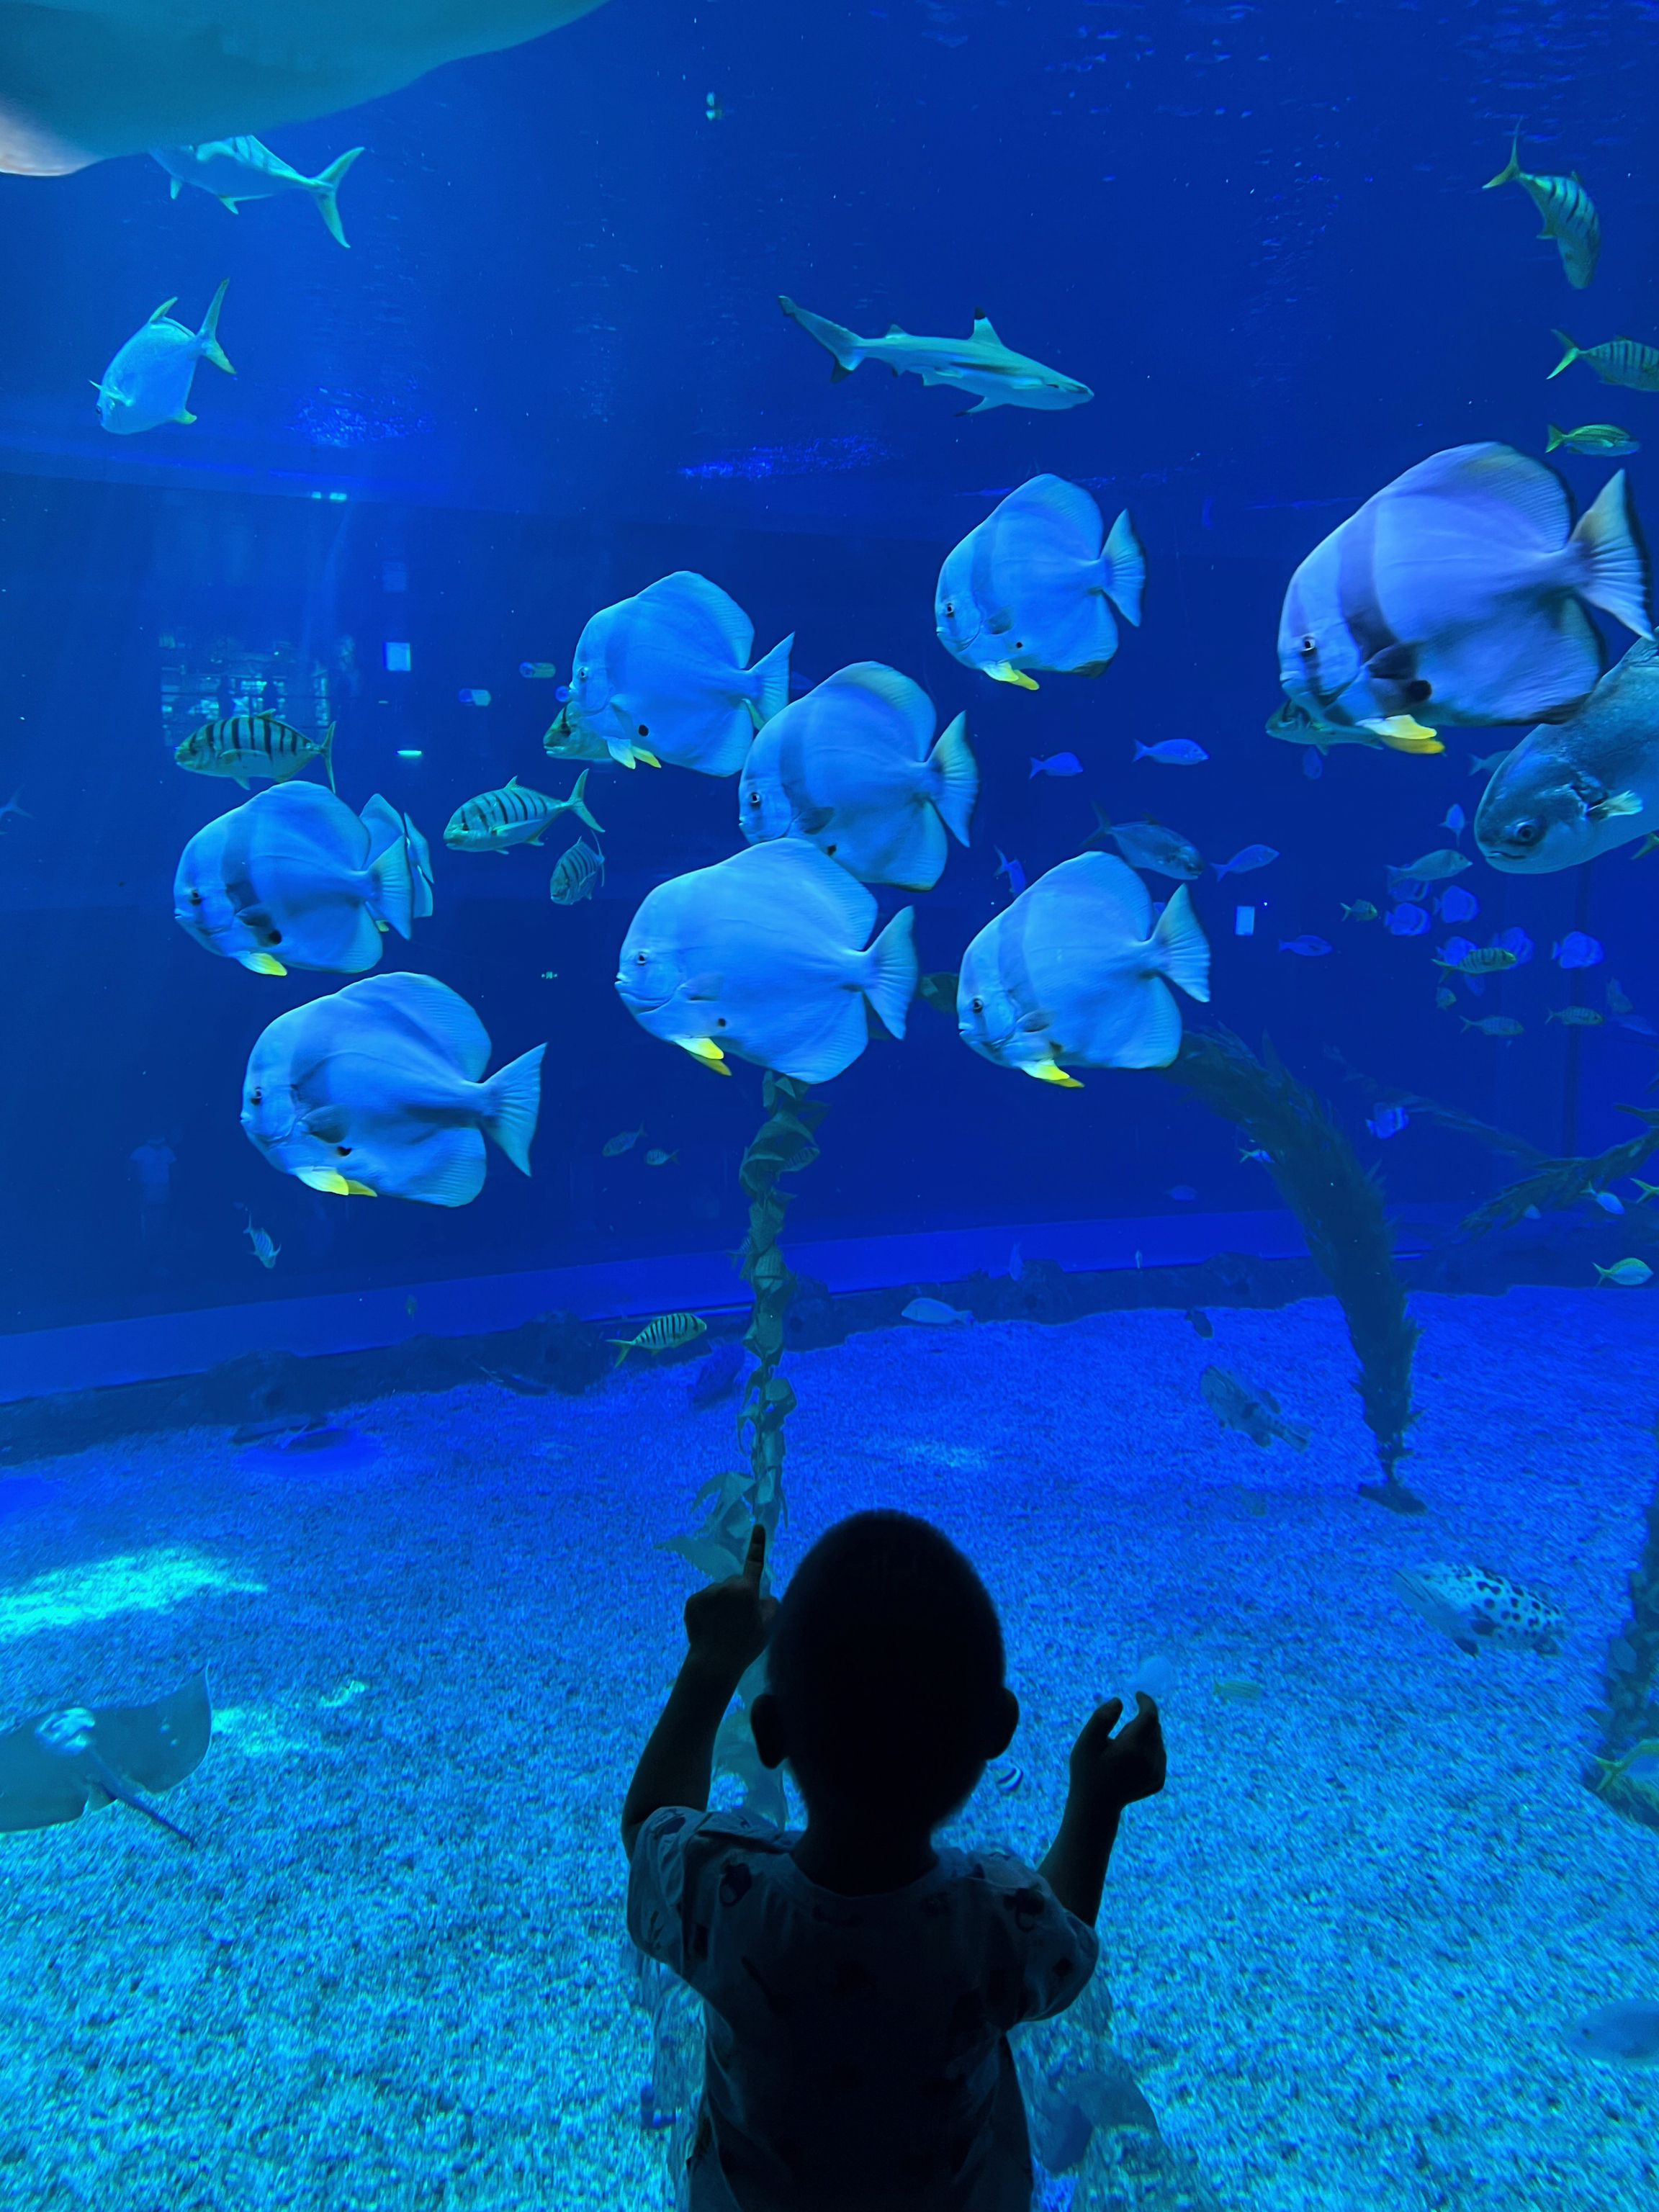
92, 1670, 212, 1794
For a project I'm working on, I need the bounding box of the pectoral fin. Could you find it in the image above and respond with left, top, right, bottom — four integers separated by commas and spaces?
679, 1038, 731, 1074
1362, 714, 1443, 753
297, 1169, 378, 1196
174, 409, 197, 425
1025, 1059, 1083, 1088
238, 952, 287, 976
1591, 788, 1643, 821
984, 661, 1040, 691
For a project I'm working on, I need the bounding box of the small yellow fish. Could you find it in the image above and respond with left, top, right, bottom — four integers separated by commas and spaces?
644, 1148, 678, 1167
607, 1312, 708, 1366
1596, 1258, 1653, 1287
1341, 901, 1380, 922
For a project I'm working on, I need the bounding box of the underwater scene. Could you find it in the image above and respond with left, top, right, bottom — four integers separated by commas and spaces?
6, 1, 1659, 2206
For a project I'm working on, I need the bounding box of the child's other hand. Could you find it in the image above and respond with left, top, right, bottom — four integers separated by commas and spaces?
683, 1524, 778, 1683
1067, 1693, 1166, 1819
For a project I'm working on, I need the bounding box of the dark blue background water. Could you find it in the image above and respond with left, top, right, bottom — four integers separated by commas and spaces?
1, 0, 1657, 1329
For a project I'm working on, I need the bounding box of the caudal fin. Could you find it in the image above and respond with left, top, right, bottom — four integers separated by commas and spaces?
745, 632, 793, 727
1572, 469, 1653, 637
1546, 424, 1568, 452
926, 713, 979, 845
318, 721, 337, 794
860, 907, 918, 1038
1151, 884, 1211, 1003
779, 295, 866, 378
1483, 131, 1523, 189
197, 279, 234, 374
311, 146, 364, 248
481, 1046, 546, 1174
1547, 329, 1581, 381
359, 793, 415, 938
1101, 509, 1146, 626
404, 814, 436, 918
567, 768, 605, 834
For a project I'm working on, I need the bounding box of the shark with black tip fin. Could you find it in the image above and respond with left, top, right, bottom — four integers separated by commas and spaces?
779, 296, 1091, 415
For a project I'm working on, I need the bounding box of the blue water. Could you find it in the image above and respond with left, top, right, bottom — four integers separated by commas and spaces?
3, 3, 1659, 2205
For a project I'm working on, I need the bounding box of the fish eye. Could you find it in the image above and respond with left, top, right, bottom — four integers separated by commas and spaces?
635, 951, 648, 964
265, 929, 282, 945
336, 1145, 352, 1156
747, 790, 761, 806
971, 997, 984, 1013
944, 601, 956, 619
1298, 634, 1318, 657
576, 666, 588, 682
716, 1017, 727, 1028
249, 1088, 262, 1105
1510, 817, 1543, 846
188, 889, 203, 905
637, 724, 649, 737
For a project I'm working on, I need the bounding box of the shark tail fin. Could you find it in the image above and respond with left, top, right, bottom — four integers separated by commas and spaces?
198, 279, 234, 374
745, 633, 793, 727
311, 147, 364, 248
778, 295, 866, 377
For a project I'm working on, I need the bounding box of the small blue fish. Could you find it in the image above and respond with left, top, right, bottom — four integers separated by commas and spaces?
1384, 903, 1430, 937
1367, 1105, 1410, 1140
1280, 935, 1333, 957
995, 848, 1028, 897
1302, 749, 1324, 781
1030, 752, 1084, 778
1135, 740, 1208, 765
1442, 803, 1467, 837
1492, 925, 1534, 965
1590, 1189, 1626, 1215
1213, 843, 1279, 880
1555, 930, 1605, 969
1437, 885, 1480, 923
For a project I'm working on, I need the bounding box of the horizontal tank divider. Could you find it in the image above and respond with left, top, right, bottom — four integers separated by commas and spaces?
0, 1210, 1329, 1405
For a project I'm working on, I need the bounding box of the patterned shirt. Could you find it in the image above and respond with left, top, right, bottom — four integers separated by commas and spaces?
627, 1807, 1100, 2211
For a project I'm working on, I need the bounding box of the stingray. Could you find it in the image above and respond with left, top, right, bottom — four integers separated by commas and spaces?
0, 1671, 211, 1845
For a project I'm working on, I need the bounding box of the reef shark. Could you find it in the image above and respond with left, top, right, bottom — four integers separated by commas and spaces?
779, 296, 1092, 415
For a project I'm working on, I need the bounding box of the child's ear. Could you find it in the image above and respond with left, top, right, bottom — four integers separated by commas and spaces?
984, 1687, 1019, 1760
750, 1691, 788, 1771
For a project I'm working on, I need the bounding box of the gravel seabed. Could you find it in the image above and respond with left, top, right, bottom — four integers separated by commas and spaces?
1, 1285, 1658, 2211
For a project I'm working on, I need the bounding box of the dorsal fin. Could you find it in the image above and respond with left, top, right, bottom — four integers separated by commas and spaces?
148, 297, 180, 324
884, 321, 908, 337
505, 775, 521, 790
971, 308, 1003, 346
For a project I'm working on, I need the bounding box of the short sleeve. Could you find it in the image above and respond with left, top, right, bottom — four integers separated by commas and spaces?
972, 1850, 1101, 2026
626, 1805, 782, 1985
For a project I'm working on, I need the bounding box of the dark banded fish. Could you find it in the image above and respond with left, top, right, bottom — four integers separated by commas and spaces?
1550, 333, 1659, 393
549, 835, 605, 905
1484, 135, 1601, 289
606, 1311, 708, 1367
174, 714, 336, 791
444, 770, 603, 853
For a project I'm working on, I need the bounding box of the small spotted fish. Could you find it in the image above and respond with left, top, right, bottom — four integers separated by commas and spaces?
607, 1311, 708, 1367
1485, 135, 1601, 289
445, 772, 603, 853
549, 836, 606, 905
176, 714, 336, 791
1549, 331, 1659, 392
1393, 1562, 1565, 1657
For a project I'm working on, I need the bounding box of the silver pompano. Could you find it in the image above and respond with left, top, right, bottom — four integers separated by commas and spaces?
1475, 637, 1659, 872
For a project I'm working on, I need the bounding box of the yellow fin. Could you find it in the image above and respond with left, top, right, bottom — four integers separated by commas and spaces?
298, 1169, 353, 1195
1025, 1059, 1083, 1088
343, 1179, 377, 1196
1363, 714, 1443, 753
635, 748, 662, 768
679, 1037, 731, 1074
240, 952, 287, 976
984, 660, 1040, 691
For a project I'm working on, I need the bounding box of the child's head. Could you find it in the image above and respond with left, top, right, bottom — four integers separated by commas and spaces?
752, 1510, 1017, 1833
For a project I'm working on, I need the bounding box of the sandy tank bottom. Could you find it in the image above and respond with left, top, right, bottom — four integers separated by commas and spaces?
0, 1285, 1655, 2211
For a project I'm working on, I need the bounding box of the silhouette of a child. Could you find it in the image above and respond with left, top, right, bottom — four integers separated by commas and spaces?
623, 1510, 1166, 2210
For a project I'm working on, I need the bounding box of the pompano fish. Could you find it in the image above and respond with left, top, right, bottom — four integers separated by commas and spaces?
935, 475, 1143, 687
1200, 1366, 1309, 1449
780, 297, 1091, 415
444, 772, 601, 852
1084, 808, 1204, 881
242, 974, 544, 1206
96, 280, 234, 434
151, 139, 363, 246
616, 839, 917, 1084
1278, 443, 1651, 732
175, 711, 335, 791
549, 837, 605, 905
1483, 135, 1601, 289
1265, 697, 1442, 757
0, 1, 609, 175
737, 662, 977, 890
1549, 333, 1659, 393
174, 784, 427, 975
1393, 1562, 1565, 1656
557, 572, 791, 775
1475, 638, 1659, 871
956, 853, 1210, 1082
1386, 848, 1470, 889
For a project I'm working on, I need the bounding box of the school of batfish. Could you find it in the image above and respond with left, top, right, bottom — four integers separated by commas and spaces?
140, 123, 1655, 1242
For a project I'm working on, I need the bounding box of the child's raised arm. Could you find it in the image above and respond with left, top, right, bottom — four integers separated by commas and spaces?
1038, 1693, 1166, 1925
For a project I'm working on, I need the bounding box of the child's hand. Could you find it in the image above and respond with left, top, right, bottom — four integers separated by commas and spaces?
1066, 1694, 1166, 1820
683, 1524, 777, 1684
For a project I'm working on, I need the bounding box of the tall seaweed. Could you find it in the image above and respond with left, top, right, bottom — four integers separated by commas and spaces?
1458, 1105, 1659, 1241
1160, 1028, 1423, 1511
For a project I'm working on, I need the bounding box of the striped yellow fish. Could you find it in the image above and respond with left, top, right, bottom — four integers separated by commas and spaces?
606, 1312, 708, 1367
1548, 332, 1659, 392
174, 714, 336, 791
1485, 135, 1601, 289
444, 770, 604, 853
